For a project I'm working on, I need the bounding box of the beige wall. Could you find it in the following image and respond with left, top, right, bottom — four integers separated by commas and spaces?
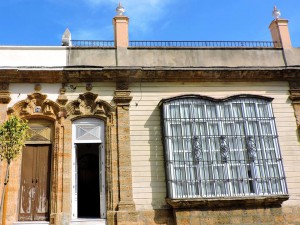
129, 81, 300, 210
64, 82, 116, 104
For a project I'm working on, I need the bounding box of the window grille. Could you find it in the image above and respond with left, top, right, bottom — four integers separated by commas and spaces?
160, 95, 288, 199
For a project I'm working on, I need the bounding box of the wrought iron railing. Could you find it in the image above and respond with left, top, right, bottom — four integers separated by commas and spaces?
129, 41, 278, 48
71, 40, 115, 47
71, 40, 279, 48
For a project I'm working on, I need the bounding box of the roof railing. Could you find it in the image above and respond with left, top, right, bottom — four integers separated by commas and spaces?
129, 41, 278, 48
71, 40, 279, 48
71, 40, 115, 47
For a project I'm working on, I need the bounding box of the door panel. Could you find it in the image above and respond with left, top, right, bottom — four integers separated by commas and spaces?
34, 145, 51, 220
19, 146, 35, 221
19, 145, 51, 221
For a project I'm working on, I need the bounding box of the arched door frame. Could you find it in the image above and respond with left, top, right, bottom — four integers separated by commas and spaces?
65, 92, 117, 222
7, 91, 62, 222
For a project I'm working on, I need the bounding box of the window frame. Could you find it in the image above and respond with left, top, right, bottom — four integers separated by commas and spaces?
159, 94, 289, 208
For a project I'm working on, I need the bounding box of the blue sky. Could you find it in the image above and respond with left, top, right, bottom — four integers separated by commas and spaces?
0, 0, 300, 47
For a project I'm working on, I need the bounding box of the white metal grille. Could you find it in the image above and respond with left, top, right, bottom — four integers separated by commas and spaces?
161, 95, 288, 199
75, 124, 101, 141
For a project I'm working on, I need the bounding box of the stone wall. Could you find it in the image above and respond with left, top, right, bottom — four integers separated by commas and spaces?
174, 206, 300, 225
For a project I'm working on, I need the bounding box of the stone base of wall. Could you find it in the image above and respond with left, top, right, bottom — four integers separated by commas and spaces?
108, 209, 174, 225
174, 206, 300, 225
11, 206, 300, 225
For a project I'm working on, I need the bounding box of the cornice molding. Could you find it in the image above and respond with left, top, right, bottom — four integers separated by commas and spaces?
1, 68, 300, 83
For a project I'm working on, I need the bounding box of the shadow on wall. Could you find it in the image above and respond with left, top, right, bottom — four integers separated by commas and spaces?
143, 106, 169, 210
141, 105, 175, 224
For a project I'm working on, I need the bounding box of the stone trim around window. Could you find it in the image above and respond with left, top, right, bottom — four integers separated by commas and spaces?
166, 195, 289, 209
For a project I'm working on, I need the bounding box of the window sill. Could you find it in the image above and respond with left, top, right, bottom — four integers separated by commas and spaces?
166, 195, 289, 209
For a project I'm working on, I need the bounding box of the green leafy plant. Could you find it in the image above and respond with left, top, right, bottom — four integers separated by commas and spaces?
0, 115, 30, 224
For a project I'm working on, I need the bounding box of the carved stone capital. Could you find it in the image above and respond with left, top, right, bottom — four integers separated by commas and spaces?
289, 89, 300, 102
113, 90, 132, 106
289, 81, 300, 101
57, 88, 68, 105
0, 83, 11, 104
289, 81, 300, 135
0, 91, 11, 104
292, 103, 300, 128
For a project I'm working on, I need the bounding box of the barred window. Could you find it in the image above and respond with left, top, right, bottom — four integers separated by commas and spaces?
160, 95, 288, 199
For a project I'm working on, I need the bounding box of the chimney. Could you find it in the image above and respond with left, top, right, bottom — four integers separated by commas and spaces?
113, 3, 129, 48
269, 6, 292, 48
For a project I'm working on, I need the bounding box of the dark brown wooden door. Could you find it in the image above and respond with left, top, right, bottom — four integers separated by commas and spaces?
19, 145, 51, 221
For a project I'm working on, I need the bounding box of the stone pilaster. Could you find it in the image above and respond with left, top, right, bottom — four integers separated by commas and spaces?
113, 81, 136, 214
0, 83, 11, 122
289, 81, 300, 137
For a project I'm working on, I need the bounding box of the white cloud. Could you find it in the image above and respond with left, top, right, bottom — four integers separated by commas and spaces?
47, 0, 175, 40
82, 0, 173, 35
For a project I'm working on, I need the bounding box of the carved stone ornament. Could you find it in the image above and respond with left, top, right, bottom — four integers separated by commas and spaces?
220, 136, 229, 163
193, 136, 203, 162
86, 83, 93, 91
57, 87, 68, 105
246, 136, 257, 161
0, 83, 9, 91
8, 92, 61, 119
34, 84, 42, 92
66, 92, 115, 119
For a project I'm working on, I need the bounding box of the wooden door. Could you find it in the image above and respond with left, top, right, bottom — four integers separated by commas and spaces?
19, 145, 51, 221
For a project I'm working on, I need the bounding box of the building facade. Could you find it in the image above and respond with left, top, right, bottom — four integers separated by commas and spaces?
0, 6, 300, 225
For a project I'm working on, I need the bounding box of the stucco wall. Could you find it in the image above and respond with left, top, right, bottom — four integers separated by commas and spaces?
129, 81, 300, 211
0, 47, 67, 67
8, 83, 61, 108
284, 48, 300, 66
1, 47, 292, 69
68, 49, 117, 67
68, 48, 286, 68
119, 48, 285, 67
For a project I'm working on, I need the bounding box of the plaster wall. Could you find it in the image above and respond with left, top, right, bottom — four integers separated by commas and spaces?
284, 48, 300, 66
63, 82, 115, 103
119, 48, 285, 67
0, 47, 67, 67
129, 81, 300, 211
8, 83, 61, 107
0, 47, 288, 69
68, 49, 117, 67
